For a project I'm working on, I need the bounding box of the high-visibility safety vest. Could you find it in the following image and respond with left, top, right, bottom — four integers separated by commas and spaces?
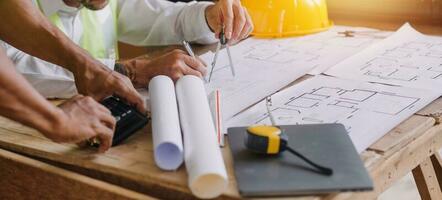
35, 0, 119, 59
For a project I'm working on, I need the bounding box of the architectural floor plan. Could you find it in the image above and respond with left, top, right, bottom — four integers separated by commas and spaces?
326, 23, 442, 93
226, 76, 439, 153
200, 45, 313, 120
238, 26, 390, 75
200, 26, 390, 120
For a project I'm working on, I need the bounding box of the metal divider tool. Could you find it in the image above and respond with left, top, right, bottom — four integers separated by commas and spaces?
208, 27, 236, 82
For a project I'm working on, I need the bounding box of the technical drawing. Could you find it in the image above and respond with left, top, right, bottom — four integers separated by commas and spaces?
364, 69, 419, 81
206, 78, 255, 100
400, 41, 431, 50
243, 46, 319, 64
360, 57, 398, 70
311, 87, 343, 96
430, 43, 442, 52
351, 39, 442, 83
328, 100, 358, 108
240, 28, 382, 66
428, 64, 442, 72
382, 48, 413, 58
340, 90, 376, 102
209, 63, 231, 75
253, 85, 421, 127
226, 75, 438, 153
423, 51, 442, 58
366, 93, 419, 115
244, 48, 278, 61
304, 33, 376, 48
254, 107, 301, 124
285, 93, 327, 108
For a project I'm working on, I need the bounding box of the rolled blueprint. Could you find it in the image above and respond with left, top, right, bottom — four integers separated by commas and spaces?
175, 76, 228, 199
149, 75, 183, 170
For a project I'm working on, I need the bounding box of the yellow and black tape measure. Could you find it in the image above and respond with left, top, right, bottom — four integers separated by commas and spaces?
245, 125, 288, 154
245, 125, 333, 175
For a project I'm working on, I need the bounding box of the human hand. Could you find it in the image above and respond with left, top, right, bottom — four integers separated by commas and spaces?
118, 49, 207, 87
73, 60, 146, 113
48, 95, 116, 152
205, 0, 253, 44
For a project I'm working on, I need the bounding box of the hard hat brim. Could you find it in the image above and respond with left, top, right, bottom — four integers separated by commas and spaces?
251, 21, 334, 38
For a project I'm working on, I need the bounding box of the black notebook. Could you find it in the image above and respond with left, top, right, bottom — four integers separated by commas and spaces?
228, 123, 373, 197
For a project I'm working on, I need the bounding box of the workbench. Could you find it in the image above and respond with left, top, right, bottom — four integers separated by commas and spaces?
1, 19, 441, 200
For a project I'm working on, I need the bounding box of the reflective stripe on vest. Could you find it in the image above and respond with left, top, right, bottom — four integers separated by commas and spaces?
36, 0, 118, 59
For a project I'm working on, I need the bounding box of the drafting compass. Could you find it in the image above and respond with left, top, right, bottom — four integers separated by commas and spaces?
208, 27, 235, 82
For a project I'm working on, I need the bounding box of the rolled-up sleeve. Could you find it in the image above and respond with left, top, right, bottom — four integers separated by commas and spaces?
117, 0, 217, 46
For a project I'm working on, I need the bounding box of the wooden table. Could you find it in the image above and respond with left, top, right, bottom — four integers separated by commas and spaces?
1, 20, 442, 200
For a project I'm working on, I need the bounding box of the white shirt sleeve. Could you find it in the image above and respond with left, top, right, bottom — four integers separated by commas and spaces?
117, 0, 217, 46
0, 41, 79, 98
0, 41, 115, 99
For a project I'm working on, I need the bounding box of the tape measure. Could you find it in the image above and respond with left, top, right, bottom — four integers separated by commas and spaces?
245, 125, 333, 176
245, 125, 287, 154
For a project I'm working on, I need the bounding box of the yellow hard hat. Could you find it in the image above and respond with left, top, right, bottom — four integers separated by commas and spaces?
242, 0, 333, 38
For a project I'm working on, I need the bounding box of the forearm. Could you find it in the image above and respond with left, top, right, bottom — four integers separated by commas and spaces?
0, 0, 107, 75
0, 48, 65, 136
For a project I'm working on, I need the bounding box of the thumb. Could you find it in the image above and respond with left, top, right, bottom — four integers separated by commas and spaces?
220, 1, 233, 39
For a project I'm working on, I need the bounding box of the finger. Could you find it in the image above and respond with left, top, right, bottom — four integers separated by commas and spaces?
125, 88, 146, 113
115, 87, 145, 113
95, 102, 112, 115
98, 111, 116, 131
76, 140, 88, 148
112, 76, 146, 113
241, 8, 254, 39
197, 56, 208, 67
95, 124, 113, 153
72, 94, 84, 99
59, 94, 83, 108
237, 20, 251, 42
215, 12, 223, 39
182, 64, 203, 78
232, 4, 246, 42
221, 0, 234, 39
183, 56, 207, 76
171, 72, 184, 82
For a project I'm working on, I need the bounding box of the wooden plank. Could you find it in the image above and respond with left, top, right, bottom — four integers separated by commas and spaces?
0, 111, 435, 199
360, 150, 382, 169
430, 154, 442, 191
0, 148, 154, 200
0, 116, 243, 199
327, 123, 442, 200
412, 156, 442, 200
417, 97, 442, 123
369, 115, 435, 153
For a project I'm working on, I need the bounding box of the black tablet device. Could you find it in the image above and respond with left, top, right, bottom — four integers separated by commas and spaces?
228, 123, 373, 197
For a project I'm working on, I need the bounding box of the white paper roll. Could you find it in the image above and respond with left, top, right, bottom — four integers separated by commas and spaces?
176, 76, 228, 199
149, 75, 183, 170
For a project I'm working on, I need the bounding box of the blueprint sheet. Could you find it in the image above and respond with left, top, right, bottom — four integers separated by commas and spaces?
298, 26, 390, 75
326, 23, 442, 93
201, 26, 390, 120
225, 76, 439, 153
201, 41, 313, 120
